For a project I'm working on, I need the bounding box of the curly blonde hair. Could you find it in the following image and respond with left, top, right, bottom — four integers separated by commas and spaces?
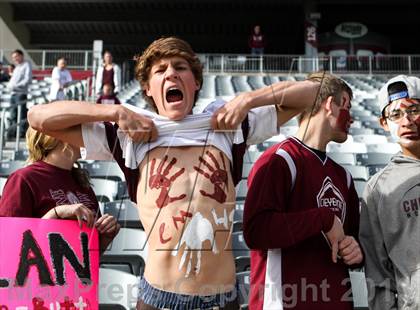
134, 37, 203, 112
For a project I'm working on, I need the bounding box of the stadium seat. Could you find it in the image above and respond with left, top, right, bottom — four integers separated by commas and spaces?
0, 177, 7, 198
330, 49, 347, 69
234, 208, 244, 222
354, 180, 367, 197
342, 165, 370, 181
348, 128, 375, 136
91, 178, 120, 203
327, 142, 367, 154
13, 149, 29, 161
99, 268, 138, 310
244, 150, 262, 163
366, 143, 400, 154
235, 256, 251, 273
242, 163, 254, 179
82, 161, 125, 182
101, 228, 148, 277
231, 231, 250, 258
280, 126, 298, 137
236, 271, 250, 309
362, 120, 382, 130
0, 161, 26, 177
327, 153, 356, 165
103, 200, 142, 229
232, 220, 243, 232
282, 117, 298, 127
356, 153, 393, 166
353, 134, 388, 145
367, 164, 386, 176
259, 134, 286, 150
236, 180, 248, 201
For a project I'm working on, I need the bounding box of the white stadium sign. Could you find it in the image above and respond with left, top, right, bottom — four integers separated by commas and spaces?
335, 22, 368, 39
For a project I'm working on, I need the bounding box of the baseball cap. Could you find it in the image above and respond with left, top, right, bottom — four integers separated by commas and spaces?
378, 75, 420, 114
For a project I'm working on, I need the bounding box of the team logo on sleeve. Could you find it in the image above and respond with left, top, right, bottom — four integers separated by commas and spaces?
401, 183, 420, 218
316, 177, 346, 221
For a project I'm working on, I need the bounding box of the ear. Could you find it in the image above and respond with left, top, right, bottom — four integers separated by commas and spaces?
195, 80, 201, 91
145, 84, 152, 97
324, 96, 335, 115
379, 117, 390, 132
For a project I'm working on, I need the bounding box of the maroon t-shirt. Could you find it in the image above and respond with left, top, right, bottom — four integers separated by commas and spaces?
96, 94, 121, 105
0, 161, 99, 218
102, 67, 114, 89
244, 137, 361, 310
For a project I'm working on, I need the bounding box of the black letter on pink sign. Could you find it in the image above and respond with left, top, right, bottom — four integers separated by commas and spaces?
49, 232, 91, 286
15, 230, 54, 286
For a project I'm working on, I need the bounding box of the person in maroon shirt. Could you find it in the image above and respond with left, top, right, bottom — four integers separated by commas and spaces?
96, 83, 121, 105
0, 127, 120, 251
244, 72, 364, 310
248, 25, 266, 55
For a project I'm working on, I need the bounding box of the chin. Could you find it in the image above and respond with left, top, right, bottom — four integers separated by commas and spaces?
333, 134, 348, 144
399, 138, 420, 149
166, 110, 189, 121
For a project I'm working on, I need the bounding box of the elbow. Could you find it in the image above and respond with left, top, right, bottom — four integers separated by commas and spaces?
27, 106, 45, 132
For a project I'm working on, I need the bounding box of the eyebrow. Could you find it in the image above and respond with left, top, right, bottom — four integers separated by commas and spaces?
172, 60, 189, 66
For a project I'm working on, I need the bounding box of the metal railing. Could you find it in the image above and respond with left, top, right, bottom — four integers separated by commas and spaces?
2, 48, 420, 74
198, 54, 420, 75
0, 79, 90, 159
0, 49, 93, 70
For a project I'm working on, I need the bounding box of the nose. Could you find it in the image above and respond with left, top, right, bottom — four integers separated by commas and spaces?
164, 65, 179, 80
399, 112, 414, 126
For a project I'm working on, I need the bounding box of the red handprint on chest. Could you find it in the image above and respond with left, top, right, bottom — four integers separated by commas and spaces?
194, 150, 229, 203
149, 155, 186, 208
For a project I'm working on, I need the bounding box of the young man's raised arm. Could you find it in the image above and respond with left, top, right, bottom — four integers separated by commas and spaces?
211, 80, 320, 129
28, 101, 157, 147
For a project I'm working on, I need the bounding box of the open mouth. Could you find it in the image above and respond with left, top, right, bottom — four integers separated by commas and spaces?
166, 87, 184, 103
401, 132, 419, 139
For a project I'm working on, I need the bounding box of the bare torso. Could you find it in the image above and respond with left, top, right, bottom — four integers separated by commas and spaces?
137, 145, 236, 295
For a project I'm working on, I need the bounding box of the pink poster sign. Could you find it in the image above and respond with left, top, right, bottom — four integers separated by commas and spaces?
0, 217, 99, 309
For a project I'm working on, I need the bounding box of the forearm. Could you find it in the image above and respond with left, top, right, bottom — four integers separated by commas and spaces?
28, 101, 120, 132
42, 207, 60, 219
99, 235, 113, 253
244, 80, 320, 111
243, 206, 334, 249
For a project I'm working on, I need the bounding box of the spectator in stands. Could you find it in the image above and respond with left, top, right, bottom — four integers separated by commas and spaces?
359, 75, 420, 310
0, 127, 120, 252
28, 36, 320, 309
6, 49, 32, 139
248, 25, 266, 55
95, 50, 121, 96
49, 57, 73, 101
0, 61, 10, 82
96, 83, 121, 105
243, 72, 363, 310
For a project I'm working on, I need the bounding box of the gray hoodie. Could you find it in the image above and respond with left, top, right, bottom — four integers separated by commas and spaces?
360, 154, 420, 310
